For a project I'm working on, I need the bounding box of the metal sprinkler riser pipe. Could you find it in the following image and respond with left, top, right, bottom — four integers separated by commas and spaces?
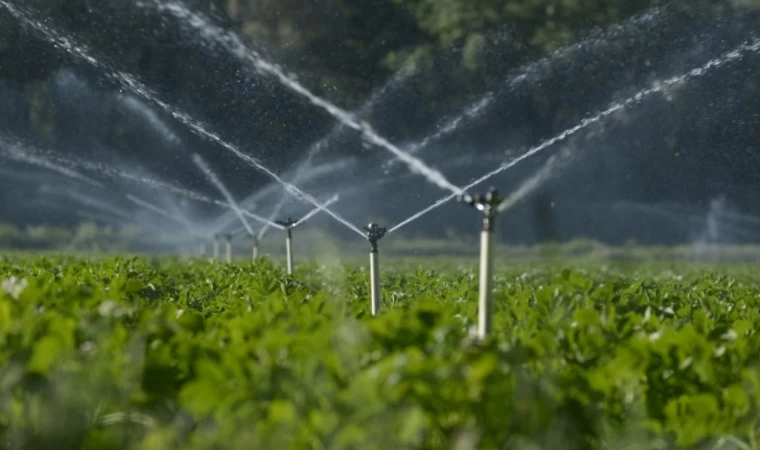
285, 228, 293, 275
478, 227, 494, 338
224, 234, 232, 264
276, 218, 298, 275
251, 235, 259, 261
364, 223, 387, 317
212, 237, 220, 261
459, 187, 503, 340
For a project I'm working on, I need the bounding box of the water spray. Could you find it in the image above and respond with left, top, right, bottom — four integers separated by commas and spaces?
458, 187, 503, 340
388, 37, 760, 235
141, 0, 461, 195
363, 223, 387, 316
0, 1, 356, 238
275, 218, 297, 274
198, 238, 207, 257
227, 226, 262, 263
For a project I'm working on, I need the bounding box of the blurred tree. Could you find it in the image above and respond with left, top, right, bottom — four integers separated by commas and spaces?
220, 0, 425, 106
392, 0, 660, 67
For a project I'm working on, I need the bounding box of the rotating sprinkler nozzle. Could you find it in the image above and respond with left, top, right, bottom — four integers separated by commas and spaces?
275, 218, 298, 274
363, 223, 387, 316
459, 187, 504, 340
459, 186, 502, 232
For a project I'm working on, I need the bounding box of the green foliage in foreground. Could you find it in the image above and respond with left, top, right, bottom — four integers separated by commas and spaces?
1, 256, 760, 449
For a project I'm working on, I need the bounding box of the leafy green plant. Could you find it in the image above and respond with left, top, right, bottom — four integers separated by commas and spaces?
1, 255, 759, 449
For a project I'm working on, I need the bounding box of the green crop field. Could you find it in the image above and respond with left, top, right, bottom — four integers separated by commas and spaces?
1, 255, 759, 449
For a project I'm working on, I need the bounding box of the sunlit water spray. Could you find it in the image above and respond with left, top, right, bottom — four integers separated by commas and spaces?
495, 151, 567, 214
383, 95, 495, 173
700, 198, 760, 242
294, 194, 340, 228
34, 146, 279, 235
162, 193, 201, 236
0, 132, 215, 207
221, 158, 354, 238
46, 186, 133, 222
76, 209, 131, 227
611, 202, 705, 227
258, 63, 417, 239
27, 196, 130, 228
389, 37, 760, 234
237, 195, 340, 240
118, 95, 182, 146
611, 201, 760, 242
0, 0, 360, 235
136, 0, 461, 194
383, 7, 668, 171
0, 132, 279, 233
126, 193, 198, 236
192, 154, 296, 236
715, 208, 760, 227
0, 137, 102, 187
192, 153, 261, 236
691, 197, 760, 251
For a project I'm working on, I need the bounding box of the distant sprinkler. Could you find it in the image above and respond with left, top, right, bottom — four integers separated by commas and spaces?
251, 234, 260, 262
363, 223, 387, 316
223, 233, 233, 264
458, 187, 503, 340
275, 218, 298, 275
212, 235, 221, 262
198, 238, 207, 258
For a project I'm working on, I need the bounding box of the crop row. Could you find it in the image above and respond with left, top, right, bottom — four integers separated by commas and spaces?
1, 256, 759, 449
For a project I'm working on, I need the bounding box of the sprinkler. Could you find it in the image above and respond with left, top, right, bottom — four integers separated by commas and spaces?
363, 223, 387, 316
459, 187, 503, 340
212, 235, 221, 262
198, 238, 207, 258
223, 233, 233, 264
275, 218, 298, 274
251, 234, 260, 262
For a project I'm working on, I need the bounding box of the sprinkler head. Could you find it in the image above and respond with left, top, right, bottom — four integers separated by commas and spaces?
459, 187, 503, 231
363, 223, 387, 253
275, 218, 297, 230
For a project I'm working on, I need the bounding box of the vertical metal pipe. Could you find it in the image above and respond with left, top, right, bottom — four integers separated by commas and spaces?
212, 238, 220, 261
460, 187, 501, 340
478, 229, 494, 339
370, 250, 380, 316
252, 237, 259, 262
225, 237, 232, 264
199, 240, 206, 257
364, 223, 387, 317
285, 229, 293, 275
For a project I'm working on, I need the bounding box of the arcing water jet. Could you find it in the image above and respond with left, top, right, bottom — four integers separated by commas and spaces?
389, 37, 760, 235
0, 0, 358, 237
